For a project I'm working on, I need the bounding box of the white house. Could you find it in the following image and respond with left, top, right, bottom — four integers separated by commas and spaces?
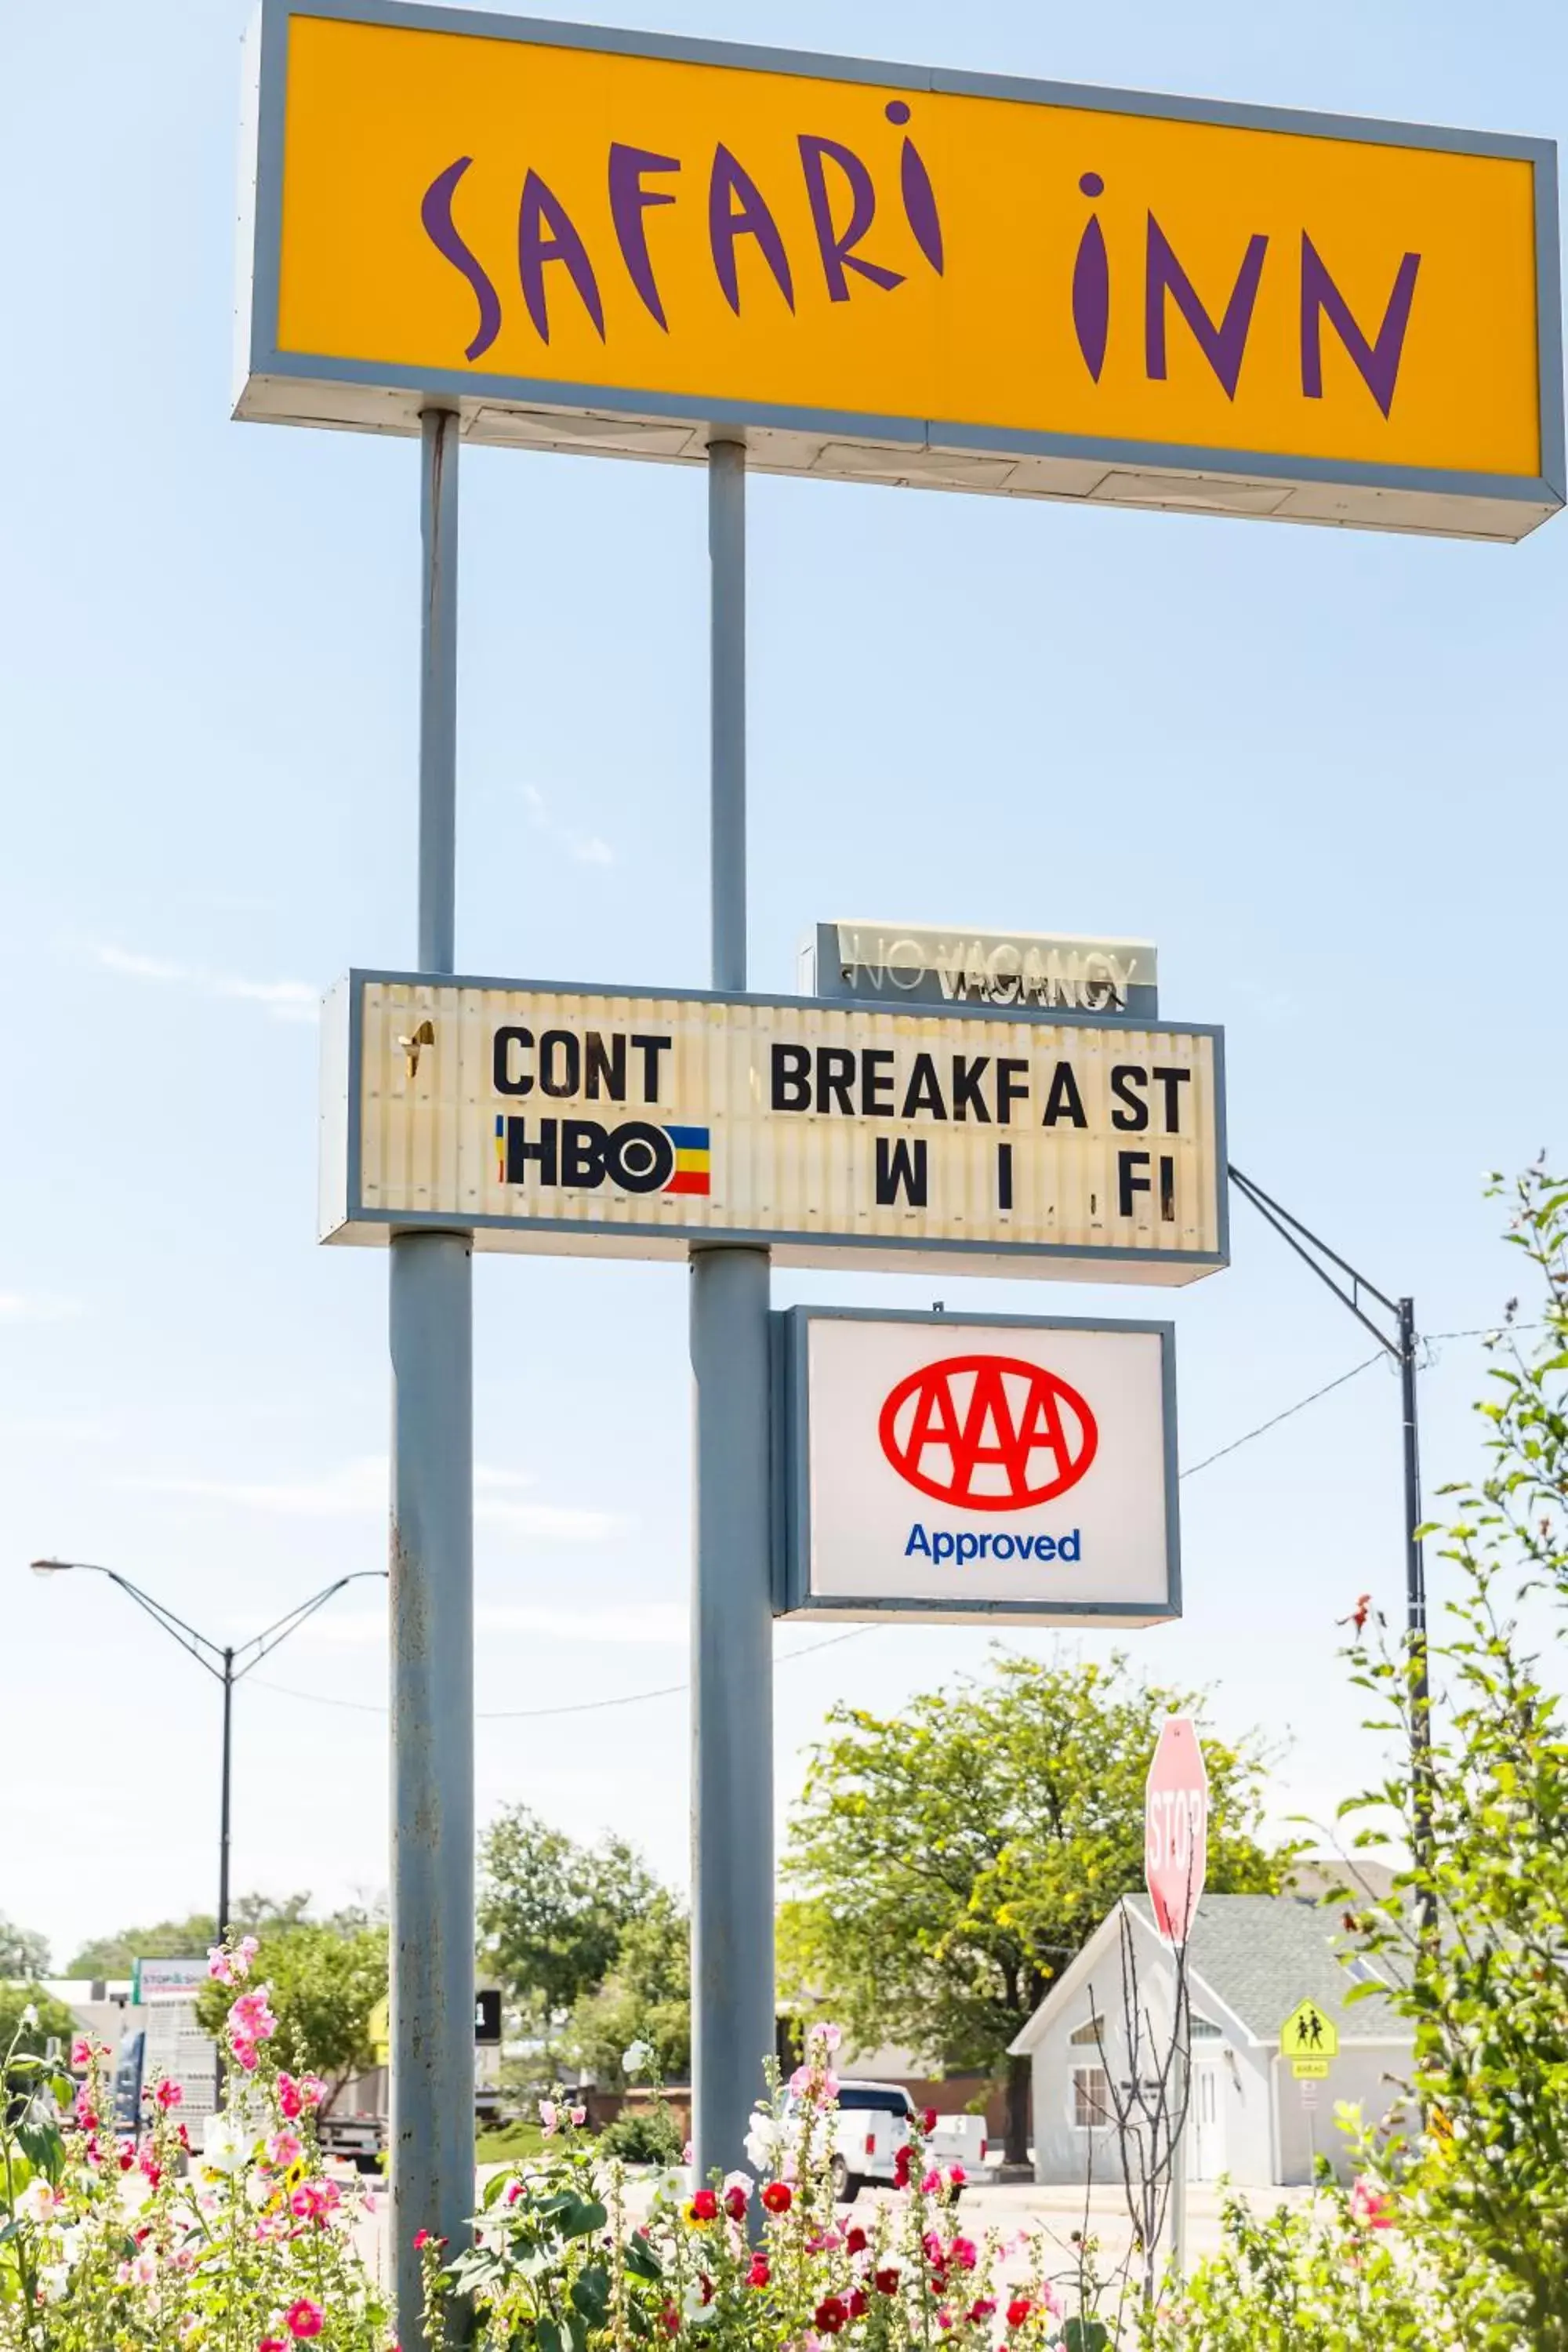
1009, 1894, 1413, 2188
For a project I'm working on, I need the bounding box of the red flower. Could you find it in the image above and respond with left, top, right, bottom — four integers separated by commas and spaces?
724, 2186, 749, 2222
284, 2303, 325, 2342
659, 2304, 680, 2336
874, 2268, 901, 2295
946, 2164, 967, 2188
413, 2230, 432, 2250
892, 2147, 913, 2189
815, 2297, 849, 2335
118, 2147, 135, 2173
845, 2227, 868, 2255
260, 2340, 286, 2352
969, 2300, 996, 2324
848, 2290, 869, 2318
746, 2256, 771, 2288
922, 2108, 938, 2134
687, 2189, 719, 2223
760, 2181, 792, 2214
1007, 2299, 1033, 2329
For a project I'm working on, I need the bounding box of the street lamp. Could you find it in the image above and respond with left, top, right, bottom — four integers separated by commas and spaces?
29, 1559, 388, 1944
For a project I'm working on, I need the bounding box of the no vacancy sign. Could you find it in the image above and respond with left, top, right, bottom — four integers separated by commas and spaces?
775, 1308, 1178, 1624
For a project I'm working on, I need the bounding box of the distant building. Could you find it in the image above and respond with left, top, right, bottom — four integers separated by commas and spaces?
1008, 1894, 1414, 2187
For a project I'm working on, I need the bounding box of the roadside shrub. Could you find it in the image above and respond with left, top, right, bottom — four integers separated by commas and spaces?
596, 2101, 684, 2166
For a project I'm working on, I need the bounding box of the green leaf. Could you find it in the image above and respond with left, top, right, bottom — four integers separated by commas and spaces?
536, 2318, 563, 2352
572, 2265, 612, 2323
623, 2234, 663, 2281
1064, 2321, 1109, 2352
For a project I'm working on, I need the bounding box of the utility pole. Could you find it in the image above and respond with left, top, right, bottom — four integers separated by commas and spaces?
1227, 1168, 1434, 1924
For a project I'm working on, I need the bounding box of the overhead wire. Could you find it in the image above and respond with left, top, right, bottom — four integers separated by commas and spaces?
245, 1319, 1532, 1724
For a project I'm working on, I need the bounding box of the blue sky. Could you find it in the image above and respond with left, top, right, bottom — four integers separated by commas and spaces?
2, 0, 1565, 1969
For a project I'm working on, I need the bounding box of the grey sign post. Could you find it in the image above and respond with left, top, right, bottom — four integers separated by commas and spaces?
690, 437, 775, 2185
388, 406, 475, 2341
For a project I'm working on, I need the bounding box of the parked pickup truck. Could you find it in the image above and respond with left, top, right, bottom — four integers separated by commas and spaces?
789, 2080, 991, 2203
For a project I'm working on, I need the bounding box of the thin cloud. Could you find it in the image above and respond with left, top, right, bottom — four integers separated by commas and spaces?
0, 1293, 83, 1324
522, 786, 613, 867
83, 941, 319, 1024
128, 1455, 623, 1542
285, 1602, 681, 1648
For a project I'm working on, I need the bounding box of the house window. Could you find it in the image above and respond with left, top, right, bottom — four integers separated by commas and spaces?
1072, 2066, 1112, 2129
1190, 2014, 1222, 2039
1069, 2016, 1105, 2049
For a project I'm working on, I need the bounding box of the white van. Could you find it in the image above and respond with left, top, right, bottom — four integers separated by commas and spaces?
789, 2080, 992, 2202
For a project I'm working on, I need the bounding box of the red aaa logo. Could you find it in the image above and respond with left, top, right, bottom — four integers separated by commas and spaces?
877, 1355, 1099, 1512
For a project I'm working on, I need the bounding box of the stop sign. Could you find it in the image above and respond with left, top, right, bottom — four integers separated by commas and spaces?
1145, 1715, 1209, 1944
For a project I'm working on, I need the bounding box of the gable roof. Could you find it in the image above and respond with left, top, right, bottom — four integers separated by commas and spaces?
1011, 1893, 1410, 2056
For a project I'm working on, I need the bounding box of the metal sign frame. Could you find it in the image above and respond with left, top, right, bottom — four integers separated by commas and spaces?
773, 1305, 1181, 1625
238, 0, 1564, 541
321, 967, 1229, 1280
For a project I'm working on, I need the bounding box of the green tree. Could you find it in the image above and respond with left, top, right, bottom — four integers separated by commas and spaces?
0, 1918, 49, 1981
64, 1893, 311, 1979
197, 1922, 387, 2115
782, 1653, 1288, 2165
568, 1889, 691, 2085
0, 1984, 75, 2062
478, 1807, 660, 2024
1338, 1159, 1568, 2349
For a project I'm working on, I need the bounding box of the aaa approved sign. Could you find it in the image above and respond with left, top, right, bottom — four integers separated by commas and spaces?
775, 1308, 1178, 1624
320, 972, 1225, 1279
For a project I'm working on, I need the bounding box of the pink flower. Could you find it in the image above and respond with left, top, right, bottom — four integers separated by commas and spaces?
570, 2104, 587, 2127
155, 2080, 183, 2111
208, 1947, 235, 1985
539, 2099, 560, 2136
922, 2170, 942, 2195
260, 2339, 287, 2351
231, 1989, 278, 2041
946, 2164, 966, 2188
299, 2075, 326, 2109
947, 2237, 978, 2273
969, 2300, 996, 2324
809, 2022, 843, 2053
284, 2300, 325, 2340
277, 2074, 304, 2119
266, 2130, 303, 2169
70, 2037, 93, 2067
1350, 2179, 1393, 2230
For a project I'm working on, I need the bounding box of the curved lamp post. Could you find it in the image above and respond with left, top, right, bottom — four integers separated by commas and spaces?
29, 1559, 387, 1944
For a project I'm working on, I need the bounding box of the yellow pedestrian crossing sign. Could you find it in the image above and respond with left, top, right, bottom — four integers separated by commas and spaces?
1280, 1998, 1338, 2077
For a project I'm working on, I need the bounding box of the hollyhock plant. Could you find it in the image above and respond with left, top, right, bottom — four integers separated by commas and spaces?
0, 1934, 394, 2352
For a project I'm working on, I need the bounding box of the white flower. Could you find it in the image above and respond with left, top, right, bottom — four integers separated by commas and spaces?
743, 2108, 779, 2172
683, 2281, 718, 2326
18, 2180, 63, 2224
19, 2005, 38, 2029
199, 2113, 256, 2176
621, 2038, 654, 2079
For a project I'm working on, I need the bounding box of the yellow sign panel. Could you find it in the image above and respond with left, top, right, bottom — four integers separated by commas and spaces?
319, 973, 1226, 1280
238, 4, 1563, 539
1281, 1998, 1340, 2067
1292, 2057, 1330, 2080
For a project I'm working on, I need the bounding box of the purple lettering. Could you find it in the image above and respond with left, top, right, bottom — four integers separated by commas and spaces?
708, 144, 795, 314
1072, 181, 1109, 383
420, 158, 502, 362
1145, 215, 1269, 400
1301, 233, 1421, 419
886, 102, 944, 276
517, 169, 605, 346
798, 133, 905, 300
608, 143, 681, 331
